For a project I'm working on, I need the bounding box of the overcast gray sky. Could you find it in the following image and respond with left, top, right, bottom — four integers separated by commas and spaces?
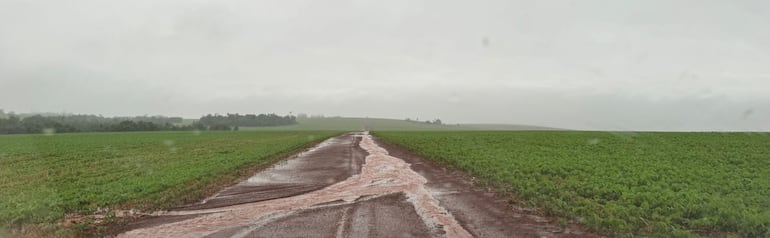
1, 0, 768, 131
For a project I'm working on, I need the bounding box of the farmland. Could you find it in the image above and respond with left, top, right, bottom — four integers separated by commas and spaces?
376, 131, 770, 237
0, 131, 338, 228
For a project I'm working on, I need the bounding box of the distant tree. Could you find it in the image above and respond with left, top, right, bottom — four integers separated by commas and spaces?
0, 116, 24, 134
421, 119, 442, 125
197, 113, 297, 128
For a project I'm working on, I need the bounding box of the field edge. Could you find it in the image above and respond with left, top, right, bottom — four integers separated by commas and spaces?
8, 131, 345, 238
371, 132, 597, 236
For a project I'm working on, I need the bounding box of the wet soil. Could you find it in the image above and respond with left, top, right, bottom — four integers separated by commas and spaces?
114, 132, 597, 238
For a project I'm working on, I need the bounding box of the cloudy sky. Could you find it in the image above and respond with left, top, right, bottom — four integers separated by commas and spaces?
1, 0, 768, 131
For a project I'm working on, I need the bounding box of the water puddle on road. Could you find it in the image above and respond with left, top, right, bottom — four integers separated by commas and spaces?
119, 132, 471, 238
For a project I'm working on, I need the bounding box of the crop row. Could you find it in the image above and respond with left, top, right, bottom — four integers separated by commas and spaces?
376, 131, 770, 237
0, 131, 338, 227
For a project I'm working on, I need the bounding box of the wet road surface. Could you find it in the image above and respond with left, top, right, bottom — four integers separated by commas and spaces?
117, 132, 594, 238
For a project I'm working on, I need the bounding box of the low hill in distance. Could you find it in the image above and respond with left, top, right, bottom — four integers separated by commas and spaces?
239, 117, 562, 131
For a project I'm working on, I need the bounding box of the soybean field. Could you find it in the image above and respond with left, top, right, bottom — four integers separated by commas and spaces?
0, 131, 338, 227
376, 131, 770, 237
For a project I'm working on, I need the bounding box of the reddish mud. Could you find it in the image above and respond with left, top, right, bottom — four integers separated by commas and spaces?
116, 132, 596, 238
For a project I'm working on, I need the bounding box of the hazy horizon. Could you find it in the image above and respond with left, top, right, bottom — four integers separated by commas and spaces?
2, 0, 768, 131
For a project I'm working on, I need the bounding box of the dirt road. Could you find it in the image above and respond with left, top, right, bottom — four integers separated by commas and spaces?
117, 132, 593, 238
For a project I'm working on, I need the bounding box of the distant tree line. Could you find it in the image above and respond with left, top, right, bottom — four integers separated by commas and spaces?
197, 113, 297, 129
0, 110, 297, 135
405, 118, 443, 125
0, 114, 195, 134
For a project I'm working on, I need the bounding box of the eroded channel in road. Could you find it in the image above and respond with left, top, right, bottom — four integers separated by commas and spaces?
119, 132, 471, 238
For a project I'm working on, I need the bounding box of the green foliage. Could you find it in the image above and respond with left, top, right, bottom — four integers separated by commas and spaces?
376, 131, 770, 237
198, 113, 297, 128
0, 114, 193, 134
0, 131, 338, 227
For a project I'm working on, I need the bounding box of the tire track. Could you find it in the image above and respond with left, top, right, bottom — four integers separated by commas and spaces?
118, 132, 470, 237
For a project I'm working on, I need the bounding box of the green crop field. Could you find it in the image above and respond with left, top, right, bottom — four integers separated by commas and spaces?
376, 131, 770, 237
0, 131, 338, 228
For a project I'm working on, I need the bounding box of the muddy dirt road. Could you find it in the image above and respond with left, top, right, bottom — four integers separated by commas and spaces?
117, 132, 593, 238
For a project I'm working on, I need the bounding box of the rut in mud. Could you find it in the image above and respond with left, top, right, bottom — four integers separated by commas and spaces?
118, 132, 594, 238
119, 132, 469, 237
